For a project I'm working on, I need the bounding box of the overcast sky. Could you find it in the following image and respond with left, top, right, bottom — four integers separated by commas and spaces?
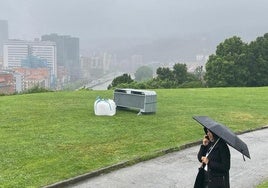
1, 0, 268, 52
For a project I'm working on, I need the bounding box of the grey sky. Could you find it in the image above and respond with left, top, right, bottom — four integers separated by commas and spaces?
1, 0, 268, 53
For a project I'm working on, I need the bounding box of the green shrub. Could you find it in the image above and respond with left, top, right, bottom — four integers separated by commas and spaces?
21, 85, 53, 94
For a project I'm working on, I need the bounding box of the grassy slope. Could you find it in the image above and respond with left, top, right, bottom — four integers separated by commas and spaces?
0, 87, 267, 187
257, 180, 268, 188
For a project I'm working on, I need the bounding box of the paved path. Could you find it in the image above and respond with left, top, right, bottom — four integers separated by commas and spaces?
68, 128, 268, 188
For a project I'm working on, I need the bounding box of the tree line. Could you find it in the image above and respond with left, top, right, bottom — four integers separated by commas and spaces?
108, 33, 268, 89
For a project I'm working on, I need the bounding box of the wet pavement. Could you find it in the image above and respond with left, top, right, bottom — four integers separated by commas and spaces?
66, 128, 268, 188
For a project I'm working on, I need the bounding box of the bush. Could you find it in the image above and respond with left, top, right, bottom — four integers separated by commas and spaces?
21, 85, 53, 94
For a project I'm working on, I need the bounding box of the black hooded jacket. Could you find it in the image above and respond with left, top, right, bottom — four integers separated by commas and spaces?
197, 138, 231, 188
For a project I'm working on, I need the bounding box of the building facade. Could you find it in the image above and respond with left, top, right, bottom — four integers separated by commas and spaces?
14, 67, 50, 91
80, 53, 115, 80
41, 33, 80, 81
0, 71, 14, 94
0, 20, 8, 57
31, 41, 57, 78
3, 39, 57, 79
0, 56, 3, 70
3, 40, 29, 68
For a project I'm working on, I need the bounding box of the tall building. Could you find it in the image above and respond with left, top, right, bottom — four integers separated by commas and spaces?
3, 40, 29, 68
41, 33, 80, 81
80, 53, 115, 79
0, 20, 8, 57
31, 41, 57, 78
3, 39, 57, 78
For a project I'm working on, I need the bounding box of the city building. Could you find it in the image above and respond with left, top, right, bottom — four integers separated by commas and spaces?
3, 39, 57, 81
14, 67, 50, 91
0, 56, 3, 70
130, 54, 143, 72
3, 40, 29, 68
102, 52, 115, 73
41, 33, 80, 81
0, 20, 8, 57
80, 56, 102, 79
13, 72, 22, 93
0, 71, 14, 94
80, 53, 114, 80
31, 41, 57, 79
57, 65, 69, 90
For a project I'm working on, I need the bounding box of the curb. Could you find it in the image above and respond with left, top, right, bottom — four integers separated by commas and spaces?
43, 125, 268, 188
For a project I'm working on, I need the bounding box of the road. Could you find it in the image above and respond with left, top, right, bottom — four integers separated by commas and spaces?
81, 72, 124, 91
91, 80, 113, 90
65, 128, 268, 188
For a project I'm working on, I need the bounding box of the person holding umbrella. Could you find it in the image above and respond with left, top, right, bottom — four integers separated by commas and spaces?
193, 116, 251, 188
197, 128, 230, 188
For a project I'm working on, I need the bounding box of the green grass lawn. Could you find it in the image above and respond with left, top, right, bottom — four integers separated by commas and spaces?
257, 180, 268, 188
0, 87, 268, 187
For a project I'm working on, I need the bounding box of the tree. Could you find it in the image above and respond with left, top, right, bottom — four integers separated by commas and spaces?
155, 67, 175, 88
107, 74, 134, 89
233, 53, 250, 86
173, 63, 188, 85
205, 36, 248, 87
193, 66, 204, 81
193, 66, 202, 80
246, 33, 268, 86
216, 36, 246, 57
156, 67, 174, 81
205, 55, 226, 86
134, 66, 153, 82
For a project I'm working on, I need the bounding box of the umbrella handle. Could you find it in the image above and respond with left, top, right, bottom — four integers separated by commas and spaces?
207, 138, 220, 157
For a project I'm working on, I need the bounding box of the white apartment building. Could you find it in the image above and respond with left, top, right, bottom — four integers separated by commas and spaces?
31, 41, 57, 78
3, 40, 28, 68
3, 39, 57, 78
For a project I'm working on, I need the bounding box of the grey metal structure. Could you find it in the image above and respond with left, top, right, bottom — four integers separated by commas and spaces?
114, 88, 157, 114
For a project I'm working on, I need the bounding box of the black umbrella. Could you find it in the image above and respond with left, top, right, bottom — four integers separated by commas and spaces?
193, 116, 250, 159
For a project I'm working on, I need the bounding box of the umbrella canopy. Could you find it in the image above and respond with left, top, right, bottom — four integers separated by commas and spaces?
193, 116, 250, 159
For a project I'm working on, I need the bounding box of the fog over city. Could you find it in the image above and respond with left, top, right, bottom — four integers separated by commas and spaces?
1, 0, 268, 62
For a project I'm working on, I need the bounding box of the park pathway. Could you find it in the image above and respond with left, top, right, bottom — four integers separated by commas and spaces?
65, 128, 268, 188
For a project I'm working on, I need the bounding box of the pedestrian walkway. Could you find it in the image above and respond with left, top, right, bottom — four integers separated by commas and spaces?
66, 128, 268, 188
